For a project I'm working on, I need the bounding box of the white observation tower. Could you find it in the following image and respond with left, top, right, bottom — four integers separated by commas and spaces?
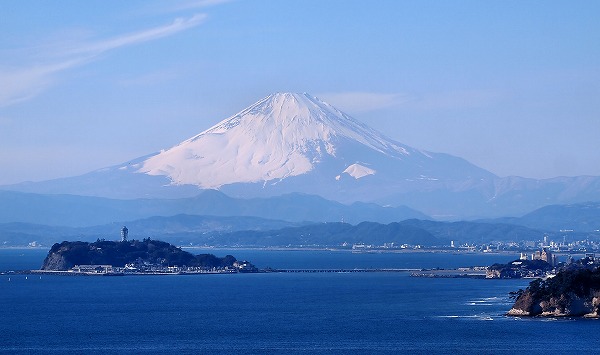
120, 226, 128, 242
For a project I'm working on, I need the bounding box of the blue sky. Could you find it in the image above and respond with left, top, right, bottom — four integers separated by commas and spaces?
1, 0, 599, 185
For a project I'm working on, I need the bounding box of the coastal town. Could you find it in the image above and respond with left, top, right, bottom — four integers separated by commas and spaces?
57, 258, 259, 276
350, 233, 600, 254
11, 225, 599, 279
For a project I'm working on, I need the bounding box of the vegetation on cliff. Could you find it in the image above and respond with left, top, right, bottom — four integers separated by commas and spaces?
41, 239, 237, 271
508, 267, 600, 317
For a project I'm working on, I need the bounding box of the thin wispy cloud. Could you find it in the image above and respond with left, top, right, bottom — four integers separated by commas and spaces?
0, 14, 207, 108
0, 59, 83, 107
140, 0, 232, 17
171, 0, 233, 11
65, 14, 207, 56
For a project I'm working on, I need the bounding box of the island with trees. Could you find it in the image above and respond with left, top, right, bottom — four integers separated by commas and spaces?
40, 238, 257, 275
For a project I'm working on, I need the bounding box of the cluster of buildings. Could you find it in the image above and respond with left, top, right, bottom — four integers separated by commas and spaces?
519, 248, 558, 267
346, 235, 600, 254
341, 230, 600, 253
119, 257, 238, 274
69, 259, 257, 275
452, 232, 600, 254
486, 247, 600, 279
349, 242, 423, 250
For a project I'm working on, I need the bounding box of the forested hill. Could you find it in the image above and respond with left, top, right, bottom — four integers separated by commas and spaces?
41, 239, 236, 271
508, 266, 600, 317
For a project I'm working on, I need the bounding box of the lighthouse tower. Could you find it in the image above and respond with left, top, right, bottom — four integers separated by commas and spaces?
120, 226, 128, 242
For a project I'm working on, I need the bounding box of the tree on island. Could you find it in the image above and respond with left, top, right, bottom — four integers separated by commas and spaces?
42, 239, 238, 271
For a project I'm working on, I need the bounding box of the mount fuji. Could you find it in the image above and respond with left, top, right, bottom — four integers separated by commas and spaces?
142, 92, 429, 188
5, 92, 600, 218
138, 92, 494, 196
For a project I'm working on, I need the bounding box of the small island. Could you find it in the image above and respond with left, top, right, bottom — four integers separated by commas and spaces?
40, 238, 257, 275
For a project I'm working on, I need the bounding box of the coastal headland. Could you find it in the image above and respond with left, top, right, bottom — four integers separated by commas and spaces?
507, 266, 600, 318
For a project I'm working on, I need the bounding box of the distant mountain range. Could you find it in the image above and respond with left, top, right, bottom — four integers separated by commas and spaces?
1, 92, 599, 248
216, 222, 446, 248
0, 214, 300, 247
3, 201, 599, 248
3, 92, 600, 218
0, 190, 427, 228
489, 201, 600, 233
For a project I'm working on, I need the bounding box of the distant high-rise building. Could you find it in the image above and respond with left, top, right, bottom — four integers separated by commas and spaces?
121, 226, 128, 242
520, 253, 528, 260
532, 247, 556, 266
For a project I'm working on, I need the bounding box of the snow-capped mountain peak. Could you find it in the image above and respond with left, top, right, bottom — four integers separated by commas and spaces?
191, 92, 409, 154
139, 92, 414, 188
11, 92, 582, 219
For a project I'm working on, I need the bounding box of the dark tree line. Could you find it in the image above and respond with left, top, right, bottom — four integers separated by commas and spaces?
45, 239, 237, 268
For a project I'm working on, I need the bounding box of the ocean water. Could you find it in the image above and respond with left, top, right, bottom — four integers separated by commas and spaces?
1, 249, 597, 354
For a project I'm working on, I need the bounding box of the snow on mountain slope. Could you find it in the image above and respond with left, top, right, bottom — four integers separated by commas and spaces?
5, 91, 600, 218
139, 92, 421, 189
338, 163, 376, 180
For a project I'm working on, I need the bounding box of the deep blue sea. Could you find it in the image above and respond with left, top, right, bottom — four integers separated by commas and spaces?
1, 249, 598, 354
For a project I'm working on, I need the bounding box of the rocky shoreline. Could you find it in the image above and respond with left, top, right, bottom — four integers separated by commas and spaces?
507, 267, 600, 318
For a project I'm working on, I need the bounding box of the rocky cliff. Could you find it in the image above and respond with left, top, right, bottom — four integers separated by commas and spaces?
507, 267, 600, 317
